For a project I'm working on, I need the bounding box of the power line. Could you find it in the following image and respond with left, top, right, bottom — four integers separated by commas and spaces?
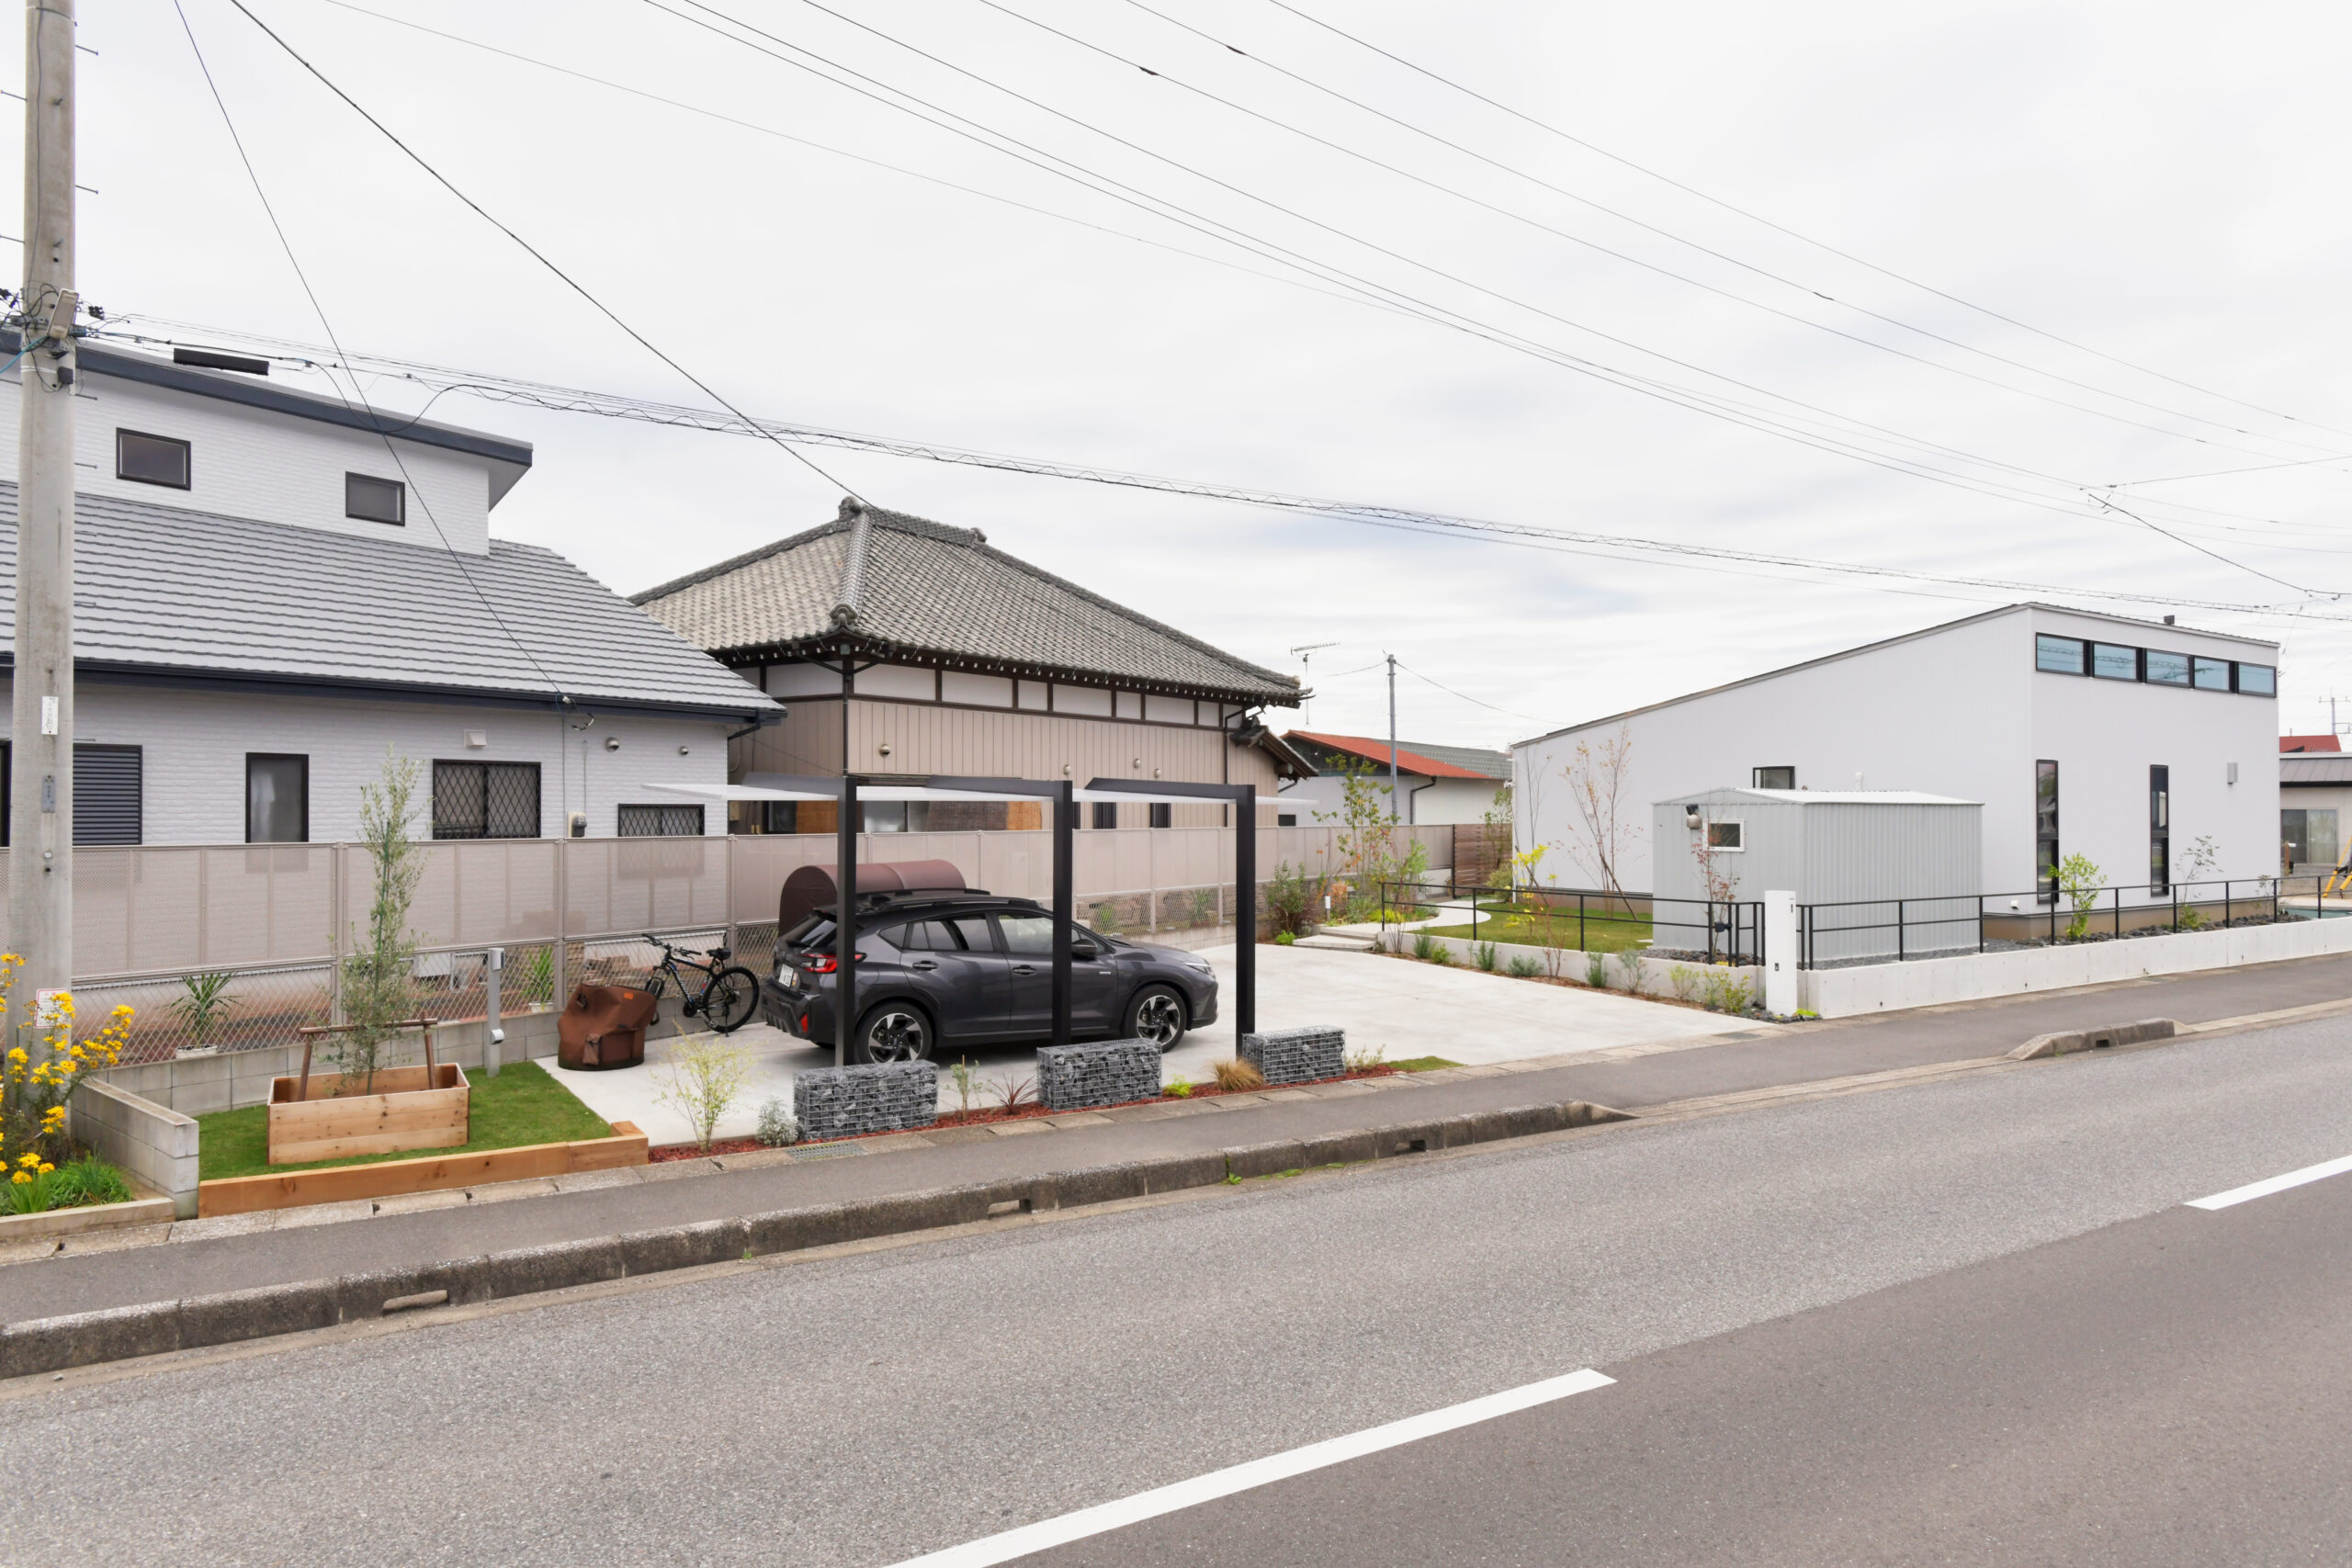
1259, 0, 2352, 444
1394, 660, 1541, 721
170, 0, 573, 705
223, 0, 872, 509
306, 0, 1413, 328
986, 0, 2352, 466
648, 0, 2326, 583
87, 317, 2352, 624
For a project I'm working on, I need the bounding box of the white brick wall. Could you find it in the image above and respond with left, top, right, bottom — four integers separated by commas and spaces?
16, 680, 735, 842
0, 373, 498, 553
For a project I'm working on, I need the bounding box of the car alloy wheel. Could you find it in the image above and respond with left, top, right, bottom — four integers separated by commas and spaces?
857, 1005, 933, 1064
1127, 986, 1187, 1050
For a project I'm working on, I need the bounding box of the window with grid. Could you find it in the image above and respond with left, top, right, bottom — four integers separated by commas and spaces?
617, 804, 706, 837
432, 761, 541, 839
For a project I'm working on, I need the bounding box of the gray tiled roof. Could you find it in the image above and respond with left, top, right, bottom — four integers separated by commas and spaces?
0, 482, 776, 718
633, 501, 1302, 705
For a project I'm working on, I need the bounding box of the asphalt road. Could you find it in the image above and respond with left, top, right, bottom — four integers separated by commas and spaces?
6, 1014, 2351, 1566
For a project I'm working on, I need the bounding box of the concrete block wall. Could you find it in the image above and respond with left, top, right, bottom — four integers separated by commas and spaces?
1036, 1040, 1160, 1111
1240, 1026, 1345, 1086
70, 1078, 199, 1219
796, 1061, 938, 1141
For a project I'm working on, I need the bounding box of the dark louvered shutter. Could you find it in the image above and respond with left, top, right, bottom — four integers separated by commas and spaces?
74, 745, 142, 845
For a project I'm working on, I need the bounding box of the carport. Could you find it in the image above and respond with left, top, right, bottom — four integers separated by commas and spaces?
644, 774, 1260, 1064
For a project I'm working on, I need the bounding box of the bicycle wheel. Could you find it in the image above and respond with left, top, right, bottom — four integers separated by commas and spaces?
700, 965, 761, 1033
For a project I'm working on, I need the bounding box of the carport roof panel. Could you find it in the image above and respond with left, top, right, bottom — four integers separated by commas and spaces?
633, 501, 1304, 705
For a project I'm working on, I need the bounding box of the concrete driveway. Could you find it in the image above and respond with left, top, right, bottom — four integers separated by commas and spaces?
546, 942, 1758, 1147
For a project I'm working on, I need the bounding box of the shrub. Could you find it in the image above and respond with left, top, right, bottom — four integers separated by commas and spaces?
1274, 931, 1295, 946
992, 1074, 1037, 1112
1507, 956, 1544, 978
0, 965, 135, 1167
1612, 952, 1645, 994
1266, 862, 1319, 937
1091, 903, 1121, 936
1699, 968, 1754, 1014
754, 1098, 799, 1147
1188, 887, 1220, 928
1166, 1077, 1193, 1099
948, 1058, 979, 1118
50, 1156, 132, 1207
1212, 1059, 1266, 1091
1344, 1042, 1388, 1073
1411, 933, 1442, 962
334, 750, 425, 1096
651, 1036, 754, 1152
1584, 951, 1608, 987
171, 971, 238, 1051
1668, 964, 1702, 1003
1473, 942, 1499, 973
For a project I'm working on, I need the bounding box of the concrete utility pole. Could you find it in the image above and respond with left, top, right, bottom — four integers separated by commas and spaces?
1385, 652, 1399, 825
11, 0, 75, 1008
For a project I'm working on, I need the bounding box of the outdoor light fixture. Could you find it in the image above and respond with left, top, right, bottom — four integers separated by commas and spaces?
1685, 805, 1702, 829
604, 736, 621, 752
878, 742, 893, 756
677, 745, 689, 756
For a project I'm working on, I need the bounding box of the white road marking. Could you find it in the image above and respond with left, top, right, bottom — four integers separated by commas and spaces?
2188, 1153, 2352, 1211
885, 1367, 1616, 1568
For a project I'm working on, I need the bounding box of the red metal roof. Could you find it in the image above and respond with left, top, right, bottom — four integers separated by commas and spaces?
2281, 734, 2342, 753
1286, 729, 1498, 781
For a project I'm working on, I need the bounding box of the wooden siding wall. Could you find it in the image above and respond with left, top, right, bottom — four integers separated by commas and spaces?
731, 698, 1283, 829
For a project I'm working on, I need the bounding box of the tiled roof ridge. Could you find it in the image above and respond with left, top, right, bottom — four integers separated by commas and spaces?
635, 497, 1298, 694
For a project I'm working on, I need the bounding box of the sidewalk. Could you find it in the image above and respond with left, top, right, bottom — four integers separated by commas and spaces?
8, 947, 2352, 1335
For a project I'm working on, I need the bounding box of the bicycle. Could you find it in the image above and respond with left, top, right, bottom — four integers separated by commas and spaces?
641, 935, 761, 1034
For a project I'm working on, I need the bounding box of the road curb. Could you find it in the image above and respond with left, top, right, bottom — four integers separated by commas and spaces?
0, 1097, 1633, 1379
2007, 1018, 2180, 1060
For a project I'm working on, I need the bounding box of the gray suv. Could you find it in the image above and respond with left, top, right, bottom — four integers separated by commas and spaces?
762, 892, 1220, 1065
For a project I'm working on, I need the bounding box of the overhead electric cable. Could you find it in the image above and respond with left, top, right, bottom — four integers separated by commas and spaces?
302, 0, 1412, 324
1394, 660, 1541, 722
647, 0, 2323, 581
84, 317, 2352, 624
224, 0, 873, 508
984, 0, 2350, 464
170, 0, 572, 703
1260, 0, 2352, 442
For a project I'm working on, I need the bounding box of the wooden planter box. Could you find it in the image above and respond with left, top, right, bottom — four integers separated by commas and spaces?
198, 1122, 648, 1217
267, 1064, 470, 1166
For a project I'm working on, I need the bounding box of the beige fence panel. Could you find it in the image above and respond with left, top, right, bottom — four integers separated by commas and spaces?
406, 840, 561, 950
560, 837, 734, 939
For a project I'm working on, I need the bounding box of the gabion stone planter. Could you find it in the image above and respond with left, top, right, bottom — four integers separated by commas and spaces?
794, 1061, 938, 1141
1036, 1039, 1161, 1111
1239, 1026, 1345, 1087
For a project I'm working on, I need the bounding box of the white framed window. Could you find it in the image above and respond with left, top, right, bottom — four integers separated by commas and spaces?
1705, 820, 1744, 851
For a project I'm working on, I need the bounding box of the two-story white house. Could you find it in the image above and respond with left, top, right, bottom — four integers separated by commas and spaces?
0, 334, 776, 845
1513, 604, 2280, 900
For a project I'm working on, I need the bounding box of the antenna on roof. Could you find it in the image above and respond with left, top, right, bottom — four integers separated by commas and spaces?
1290, 642, 1337, 726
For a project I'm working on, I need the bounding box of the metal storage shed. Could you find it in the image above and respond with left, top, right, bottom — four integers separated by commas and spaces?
1652, 788, 1983, 963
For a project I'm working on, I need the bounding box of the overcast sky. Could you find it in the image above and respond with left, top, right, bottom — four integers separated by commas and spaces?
50, 0, 2352, 748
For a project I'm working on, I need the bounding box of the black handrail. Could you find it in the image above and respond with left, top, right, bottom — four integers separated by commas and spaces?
1789, 874, 2324, 968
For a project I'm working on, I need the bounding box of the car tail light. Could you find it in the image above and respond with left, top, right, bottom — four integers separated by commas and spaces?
797, 953, 864, 974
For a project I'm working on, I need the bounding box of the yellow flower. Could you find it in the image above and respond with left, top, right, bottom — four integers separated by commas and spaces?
35, 1162, 51, 1175
17, 1153, 38, 1168
9, 1172, 28, 1186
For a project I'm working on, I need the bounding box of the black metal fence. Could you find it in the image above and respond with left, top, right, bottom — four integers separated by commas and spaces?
1798, 874, 2331, 968
1378, 879, 1767, 965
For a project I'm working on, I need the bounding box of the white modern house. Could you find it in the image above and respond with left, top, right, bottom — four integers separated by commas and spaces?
1514, 604, 2280, 901
0, 334, 776, 846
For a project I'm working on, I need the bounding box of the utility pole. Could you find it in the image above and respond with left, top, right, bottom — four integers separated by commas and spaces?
11, 0, 75, 1010
1288, 641, 1335, 728
1385, 652, 1399, 825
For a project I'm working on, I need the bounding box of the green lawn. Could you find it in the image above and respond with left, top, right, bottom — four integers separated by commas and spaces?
198, 1059, 614, 1182
1389, 1056, 1462, 1073
1423, 904, 1654, 953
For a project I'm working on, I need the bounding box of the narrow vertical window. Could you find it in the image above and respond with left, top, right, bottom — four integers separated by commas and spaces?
1148, 802, 1172, 829
1091, 801, 1119, 829
2036, 761, 2060, 904
2149, 764, 2170, 894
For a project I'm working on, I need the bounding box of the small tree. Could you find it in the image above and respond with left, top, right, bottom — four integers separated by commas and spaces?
1478, 782, 1514, 893
2058, 852, 2107, 942
653, 1036, 753, 1152
1560, 726, 1640, 898
335, 750, 426, 1095
1318, 758, 1416, 920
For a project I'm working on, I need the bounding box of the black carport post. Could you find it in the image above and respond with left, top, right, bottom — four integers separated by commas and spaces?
1086, 780, 1256, 1036
835, 773, 857, 1067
